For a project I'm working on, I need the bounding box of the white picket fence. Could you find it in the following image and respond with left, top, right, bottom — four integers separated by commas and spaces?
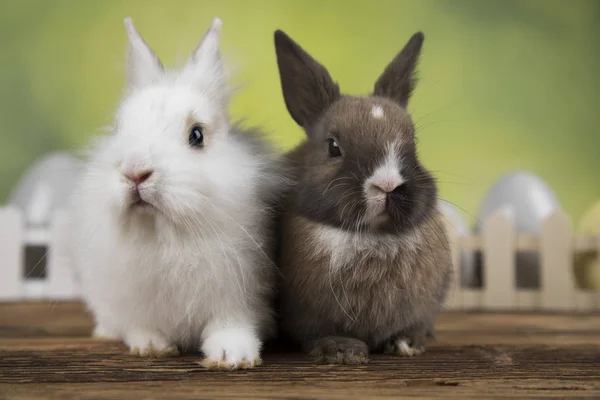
442, 209, 600, 312
0, 206, 78, 301
0, 204, 599, 311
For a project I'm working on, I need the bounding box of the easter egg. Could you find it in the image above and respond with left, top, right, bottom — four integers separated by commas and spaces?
8, 152, 83, 227
574, 201, 600, 290
475, 171, 562, 288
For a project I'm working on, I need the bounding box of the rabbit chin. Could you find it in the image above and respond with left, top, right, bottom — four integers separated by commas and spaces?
368, 213, 391, 229
115, 190, 172, 231
128, 199, 156, 214
361, 196, 397, 233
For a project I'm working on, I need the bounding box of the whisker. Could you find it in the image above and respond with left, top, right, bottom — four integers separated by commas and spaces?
322, 177, 355, 195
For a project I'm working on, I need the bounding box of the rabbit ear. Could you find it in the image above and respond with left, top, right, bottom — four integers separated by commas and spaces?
190, 17, 222, 66
274, 30, 340, 129
185, 18, 225, 91
124, 17, 164, 89
373, 32, 424, 108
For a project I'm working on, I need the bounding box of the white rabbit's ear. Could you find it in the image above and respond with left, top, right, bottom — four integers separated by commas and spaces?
191, 17, 222, 65
186, 18, 225, 91
124, 17, 164, 89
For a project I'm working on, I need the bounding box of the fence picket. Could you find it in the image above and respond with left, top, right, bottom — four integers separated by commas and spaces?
540, 211, 576, 311
0, 204, 599, 311
483, 210, 516, 309
440, 210, 462, 310
593, 223, 600, 311
515, 289, 540, 310
48, 209, 79, 299
461, 289, 482, 310
0, 206, 23, 300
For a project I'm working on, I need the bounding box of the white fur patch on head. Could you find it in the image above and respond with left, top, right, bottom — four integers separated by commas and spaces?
371, 105, 384, 119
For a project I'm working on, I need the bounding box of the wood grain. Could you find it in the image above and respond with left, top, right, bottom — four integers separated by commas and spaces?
1, 301, 599, 399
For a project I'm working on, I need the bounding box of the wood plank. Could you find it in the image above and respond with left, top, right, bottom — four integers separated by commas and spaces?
0, 343, 598, 399
2, 301, 600, 338
0, 301, 92, 338
1, 302, 600, 399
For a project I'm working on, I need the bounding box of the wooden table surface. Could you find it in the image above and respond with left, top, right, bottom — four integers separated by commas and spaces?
1, 301, 599, 399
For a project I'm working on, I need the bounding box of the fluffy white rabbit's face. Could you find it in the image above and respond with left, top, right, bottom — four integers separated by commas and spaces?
97, 18, 236, 224
109, 85, 228, 218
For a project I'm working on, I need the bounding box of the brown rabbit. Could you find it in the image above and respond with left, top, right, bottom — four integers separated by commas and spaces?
274, 30, 451, 364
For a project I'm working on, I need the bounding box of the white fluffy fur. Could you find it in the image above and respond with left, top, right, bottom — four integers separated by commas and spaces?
311, 223, 420, 273
68, 17, 281, 369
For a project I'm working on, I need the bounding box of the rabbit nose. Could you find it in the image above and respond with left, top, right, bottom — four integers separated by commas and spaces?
372, 179, 402, 194
124, 169, 153, 186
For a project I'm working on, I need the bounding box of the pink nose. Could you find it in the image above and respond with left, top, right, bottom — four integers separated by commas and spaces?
124, 170, 153, 186
372, 180, 401, 194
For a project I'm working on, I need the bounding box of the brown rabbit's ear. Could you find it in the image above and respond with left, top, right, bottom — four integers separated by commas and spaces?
274, 30, 340, 129
373, 32, 424, 108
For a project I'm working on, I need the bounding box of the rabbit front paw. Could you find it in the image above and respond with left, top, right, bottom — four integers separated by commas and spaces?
199, 327, 262, 370
308, 336, 369, 365
125, 329, 179, 357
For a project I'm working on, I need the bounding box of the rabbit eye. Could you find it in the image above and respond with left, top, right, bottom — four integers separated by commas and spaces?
327, 139, 342, 158
189, 125, 204, 148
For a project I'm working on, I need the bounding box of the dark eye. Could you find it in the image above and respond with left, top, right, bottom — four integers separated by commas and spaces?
188, 125, 204, 148
327, 138, 342, 158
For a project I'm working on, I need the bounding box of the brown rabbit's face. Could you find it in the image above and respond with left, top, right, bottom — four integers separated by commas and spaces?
298, 96, 435, 233
275, 30, 436, 234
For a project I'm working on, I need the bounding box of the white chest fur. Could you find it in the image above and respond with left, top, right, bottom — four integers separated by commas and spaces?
309, 223, 419, 272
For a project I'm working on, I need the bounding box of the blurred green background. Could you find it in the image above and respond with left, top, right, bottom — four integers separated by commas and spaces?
0, 0, 598, 226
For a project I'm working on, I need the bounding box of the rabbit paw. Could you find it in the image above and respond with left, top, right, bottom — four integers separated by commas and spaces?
308, 336, 369, 365
385, 338, 424, 357
199, 328, 262, 370
125, 329, 179, 358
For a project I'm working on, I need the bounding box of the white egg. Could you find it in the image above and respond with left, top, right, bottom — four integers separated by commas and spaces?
8, 152, 83, 225
475, 170, 562, 288
438, 199, 477, 288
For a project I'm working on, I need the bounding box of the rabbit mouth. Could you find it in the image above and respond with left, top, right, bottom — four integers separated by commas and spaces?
131, 198, 152, 209
128, 189, 156, 211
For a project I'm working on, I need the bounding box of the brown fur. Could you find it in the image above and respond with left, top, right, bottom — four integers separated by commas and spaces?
274, 29, 451, 363
280, 210, 449, 350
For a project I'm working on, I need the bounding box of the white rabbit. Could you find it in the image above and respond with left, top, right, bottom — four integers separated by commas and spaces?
68, 17, 287, 370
